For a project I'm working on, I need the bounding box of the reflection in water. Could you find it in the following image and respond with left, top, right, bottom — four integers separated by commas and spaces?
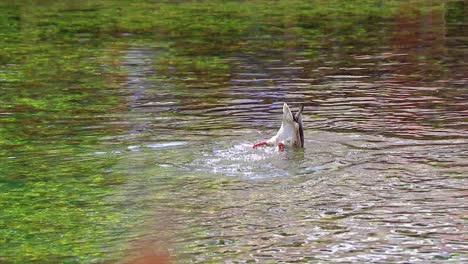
0, 0, 467, 263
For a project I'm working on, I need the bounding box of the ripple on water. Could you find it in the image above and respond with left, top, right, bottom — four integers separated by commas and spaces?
192, 143, 294, 179
188, 131, 359, 179
167, 129, 468, 262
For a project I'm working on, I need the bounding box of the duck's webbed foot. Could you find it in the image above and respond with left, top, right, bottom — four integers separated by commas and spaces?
253, 141, 269, 149
277, 142, 284, 151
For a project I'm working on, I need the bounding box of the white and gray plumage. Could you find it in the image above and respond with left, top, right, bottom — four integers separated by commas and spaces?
253, 103, 304, 151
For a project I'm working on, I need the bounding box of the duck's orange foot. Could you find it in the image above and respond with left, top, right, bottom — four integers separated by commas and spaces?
253, 141, 268, 149
277, 142, 284, 151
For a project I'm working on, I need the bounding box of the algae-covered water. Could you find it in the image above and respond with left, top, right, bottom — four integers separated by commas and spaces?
0, 0, 467, 263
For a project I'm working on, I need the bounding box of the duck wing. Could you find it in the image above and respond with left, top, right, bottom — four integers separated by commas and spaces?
293, 105, 304, 147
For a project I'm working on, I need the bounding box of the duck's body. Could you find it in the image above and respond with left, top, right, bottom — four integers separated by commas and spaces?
253, 103, 304, 151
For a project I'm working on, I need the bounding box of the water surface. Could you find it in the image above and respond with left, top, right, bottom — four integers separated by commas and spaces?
0, 0, 467, 263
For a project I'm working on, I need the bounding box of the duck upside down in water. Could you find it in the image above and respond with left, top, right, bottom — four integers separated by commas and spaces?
253, 103, 304, 151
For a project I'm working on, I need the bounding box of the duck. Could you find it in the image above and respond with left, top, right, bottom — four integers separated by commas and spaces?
253, 103, 304, 151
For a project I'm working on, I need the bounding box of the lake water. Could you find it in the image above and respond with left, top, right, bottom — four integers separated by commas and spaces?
0, 1, 467, 263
